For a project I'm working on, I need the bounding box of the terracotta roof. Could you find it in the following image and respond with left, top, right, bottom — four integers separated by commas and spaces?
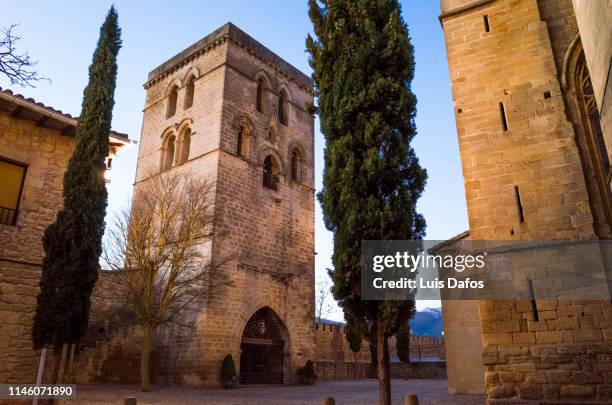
0, 86, 134, 146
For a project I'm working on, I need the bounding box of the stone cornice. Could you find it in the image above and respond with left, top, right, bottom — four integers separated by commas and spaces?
143, 23, 314, 95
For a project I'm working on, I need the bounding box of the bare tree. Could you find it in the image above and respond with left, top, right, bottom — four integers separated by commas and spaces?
102, 172, 218, 391
315, 273, 337, 322
0, 24, 48, 87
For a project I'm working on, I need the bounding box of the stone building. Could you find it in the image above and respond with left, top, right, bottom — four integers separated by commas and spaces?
439, 0, 612, 403
131, 23, 316, 387
0, 87, 132, 384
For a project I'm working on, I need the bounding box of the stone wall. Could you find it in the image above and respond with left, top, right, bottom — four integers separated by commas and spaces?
440, 0, 612, 402
314, 321, 444, 364
315, 361, 447, 381
72, 271, 142, 384
0, 114, 75, 384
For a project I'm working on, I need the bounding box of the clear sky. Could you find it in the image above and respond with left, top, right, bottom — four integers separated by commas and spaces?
1, 1, 467, 318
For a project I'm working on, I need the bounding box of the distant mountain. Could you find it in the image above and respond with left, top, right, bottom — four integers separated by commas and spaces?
316, 307, 444, 338
409, 307, 443, 337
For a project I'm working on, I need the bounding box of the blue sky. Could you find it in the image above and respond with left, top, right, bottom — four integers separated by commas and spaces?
1, 1, 467, 316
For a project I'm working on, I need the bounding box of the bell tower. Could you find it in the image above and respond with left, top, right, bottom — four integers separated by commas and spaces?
134, 23, 316, 386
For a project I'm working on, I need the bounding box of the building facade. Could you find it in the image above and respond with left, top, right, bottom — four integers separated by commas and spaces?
0, 87, 131, 385
132, 23, 316, 387
439, 0, 612, 402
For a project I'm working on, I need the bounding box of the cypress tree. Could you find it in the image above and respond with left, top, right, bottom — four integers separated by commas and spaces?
396, 326, 411, 363
32, 6, 121, 362
307, 1, 426, 403
345, 320, 363, 355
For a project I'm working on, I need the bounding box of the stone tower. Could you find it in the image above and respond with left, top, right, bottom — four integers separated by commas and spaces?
440, 0, 612, 402
134, 23, 315, 387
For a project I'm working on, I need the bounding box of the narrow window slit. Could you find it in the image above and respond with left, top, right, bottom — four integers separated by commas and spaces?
528, 279, 539, 322
514, 185, 525, 223
499, 102, 508, 131
543, 91, 551, 99
483, 15, 490, 32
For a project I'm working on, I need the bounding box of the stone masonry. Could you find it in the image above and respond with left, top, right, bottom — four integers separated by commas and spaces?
0, 90, 130, 388
131, 23, 316, 387
440, 0, 612, 403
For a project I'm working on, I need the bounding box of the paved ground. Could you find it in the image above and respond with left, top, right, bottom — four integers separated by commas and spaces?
62, 379, 486, 405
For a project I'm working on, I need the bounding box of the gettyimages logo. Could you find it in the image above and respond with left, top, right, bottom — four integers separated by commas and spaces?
371, 251, 486, 273
361, 240, 612, 301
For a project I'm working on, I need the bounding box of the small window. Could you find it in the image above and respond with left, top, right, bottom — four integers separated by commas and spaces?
263, 155, 279, 190
256, 78, 265, 113
166, 86, 178, 118
514, 185, 525, 223
0, 158, 27, 226
291, 148, 302, 182
184, 77, 195, 109
161, 134, 176, 171
178, 128, 191, 164
483, 15, 490, 32
278, 90, 288, 126
499, 102, 508, 131
237, 125, 251, 157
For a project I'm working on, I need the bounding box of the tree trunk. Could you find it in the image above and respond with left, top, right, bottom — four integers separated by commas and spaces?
140, 325, 153, 392
50, 344, 64, 384
63, 343, 76, 383
58, 343, 69, 384
376, 318, 391, 405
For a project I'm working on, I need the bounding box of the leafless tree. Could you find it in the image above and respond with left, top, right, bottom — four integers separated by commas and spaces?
0, 24, 48, 87
102, 172, 219, 392
315, 274, 338, 322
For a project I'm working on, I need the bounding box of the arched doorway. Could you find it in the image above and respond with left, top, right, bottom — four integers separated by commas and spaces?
239, 307, 287, 384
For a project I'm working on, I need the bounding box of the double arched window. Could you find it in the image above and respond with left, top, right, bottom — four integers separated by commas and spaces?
160, 125, 191, 172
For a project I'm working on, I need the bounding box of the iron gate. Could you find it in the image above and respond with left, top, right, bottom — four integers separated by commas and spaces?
239, 308, 285, 384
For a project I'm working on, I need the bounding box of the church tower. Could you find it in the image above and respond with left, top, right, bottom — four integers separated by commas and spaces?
134, 23, 315, 386
440, 0, 612, 402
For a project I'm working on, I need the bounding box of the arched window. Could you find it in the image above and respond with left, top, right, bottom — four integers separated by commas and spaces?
256, 78, 265, 113
178, 128, 191, 164
161, 134, 176, 171
278, 90, 288, 126
166, 85, 178, 118
290, 148, 302, 182
263, 155, 279, 190
237, 125, 250, 157
184, 76, 195, 110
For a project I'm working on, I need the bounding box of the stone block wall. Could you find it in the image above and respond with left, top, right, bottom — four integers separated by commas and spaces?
440, 0, 612, 402
0, 115, 75, 385
481, 299, 612, 402
314, 321, 444, 364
